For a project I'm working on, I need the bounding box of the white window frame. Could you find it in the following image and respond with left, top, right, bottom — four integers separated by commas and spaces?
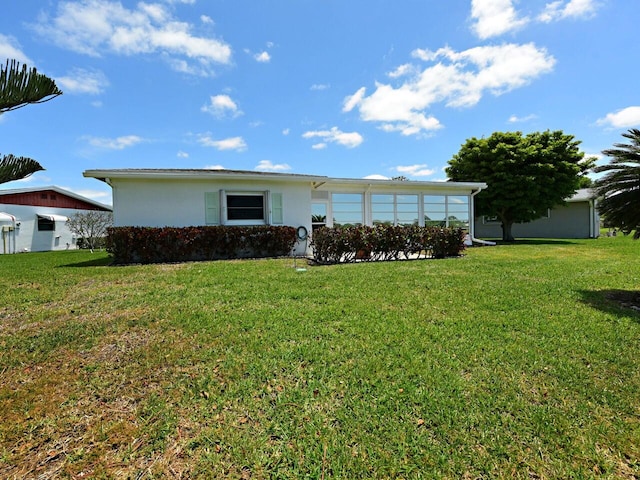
222, 191, 268, 226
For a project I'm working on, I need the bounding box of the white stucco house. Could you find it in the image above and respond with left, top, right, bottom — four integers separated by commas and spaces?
83, 169, 487, 255
474, 189, 600, 239
0, 186, 112, 254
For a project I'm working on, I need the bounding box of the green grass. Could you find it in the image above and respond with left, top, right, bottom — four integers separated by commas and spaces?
1, 237, 639, 479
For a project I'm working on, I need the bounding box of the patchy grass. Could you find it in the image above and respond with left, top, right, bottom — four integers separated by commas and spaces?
1, 236, 639, 479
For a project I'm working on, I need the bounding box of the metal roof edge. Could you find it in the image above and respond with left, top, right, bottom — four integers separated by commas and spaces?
0, 185, 112, 211
83, 168, 487, 190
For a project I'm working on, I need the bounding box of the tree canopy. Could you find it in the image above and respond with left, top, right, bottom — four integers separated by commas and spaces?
446, 130, 593, 241
593, 129, 640, 239
0, 59, 62, 184
67, 211, 113, 252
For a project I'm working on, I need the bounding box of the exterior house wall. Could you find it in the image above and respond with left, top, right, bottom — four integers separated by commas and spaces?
0, 187, 112, 254
0, 203, 94, 254
474, 201, 598, 239
84, 169, 487, 257
111, 177, 313, 255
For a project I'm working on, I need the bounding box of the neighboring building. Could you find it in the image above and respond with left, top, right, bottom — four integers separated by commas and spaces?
0, 186, 112, 254
83, 169, 487, 255
474, 189, 599, 239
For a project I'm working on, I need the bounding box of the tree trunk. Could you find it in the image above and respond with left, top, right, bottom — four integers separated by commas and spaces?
501, 221, 515, 242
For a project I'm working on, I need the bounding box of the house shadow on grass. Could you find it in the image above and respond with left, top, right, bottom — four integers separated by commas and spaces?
479, 238, 579, 246
59, 256, 113, 268
578, 289, 640, 322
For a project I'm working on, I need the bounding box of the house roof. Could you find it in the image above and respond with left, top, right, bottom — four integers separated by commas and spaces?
568, 188, 597, 203
83, 168, 487, 191
0, 185, 112, 211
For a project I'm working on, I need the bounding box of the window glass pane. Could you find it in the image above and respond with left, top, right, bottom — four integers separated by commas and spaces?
332, 203, 362, 213
37, 218, 55, 231
424, 195, 446, 205
227, 194, 264, 221
424, 206, 446, 227
312, 203, 327, 224
332, 193, 362, 226
397, 212, 419, 225
373, 212, 394, 225
371, 194, 394, 203
228, 195, 263, 208
332, 193, 362, 203
446, 195, 469, 228
397, 194, 418, 204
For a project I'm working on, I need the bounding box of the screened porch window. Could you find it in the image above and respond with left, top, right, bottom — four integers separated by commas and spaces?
446, 196, 470, 229
332, 193, 363, 227
424, 195, 446, 227
372, 194, 419, 226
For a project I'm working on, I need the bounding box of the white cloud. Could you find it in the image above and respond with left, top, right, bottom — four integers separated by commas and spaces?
204, 164, 225, 170
177, 151, 189, 158
596, 106, 640, 129
343, 87, 366, 113
538, 0, 599, 22
311, 83, 330, 91
312, 143, 327, 150
470, 0, 529, 39
388, 64, 417, 79
282, 128, 290, 136
31, 0, 231, 75
65, 188, 112, 204
508, 113, 538, 123
347, 43, 555, 136
254, 51, 271, 63
302, 127, 364, 149
86, 135, 144, 150
56, 68, 109, 95
200, 15, 214, 24
201, 94, 242, 118
363, 174, 390, 180
255, 160, 291, 172
197, 134, 247, 151
396, 164, 435, 177
0, 34, 32, 64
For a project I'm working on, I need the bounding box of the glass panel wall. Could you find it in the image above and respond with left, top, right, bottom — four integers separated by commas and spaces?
396, 194, 419, 225
371, 194, 394, 226
447, 195, 469, 229
332, 193, 363, 227
424, 195, 446, 227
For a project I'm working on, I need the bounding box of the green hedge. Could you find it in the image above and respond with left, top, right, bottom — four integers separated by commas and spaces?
106, 226, 297, 264
310, 225, 466, 264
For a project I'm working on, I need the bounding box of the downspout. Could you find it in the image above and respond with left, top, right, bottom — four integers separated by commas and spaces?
469, 186, 496, 246
469, 187, 481, 240
590, 198, 598, 238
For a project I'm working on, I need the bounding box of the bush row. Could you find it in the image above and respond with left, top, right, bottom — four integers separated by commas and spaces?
310, 225, 466, 264
106, 225, 297, 264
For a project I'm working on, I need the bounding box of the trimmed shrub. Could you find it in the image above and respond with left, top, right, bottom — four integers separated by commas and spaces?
310, 225, 466, 264
106, 225, 297, 264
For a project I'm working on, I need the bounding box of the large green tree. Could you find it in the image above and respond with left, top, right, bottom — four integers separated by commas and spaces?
0, 59, 62, 184
593, 129, 640, 238
446, 130, 593, 241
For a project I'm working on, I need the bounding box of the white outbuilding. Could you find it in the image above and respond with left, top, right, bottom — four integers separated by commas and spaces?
0, 186, 112, 254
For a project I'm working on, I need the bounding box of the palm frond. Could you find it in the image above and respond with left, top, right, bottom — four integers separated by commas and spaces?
595, 129, 640, 237
0, 59, 63, 113
0, 154, 45, 184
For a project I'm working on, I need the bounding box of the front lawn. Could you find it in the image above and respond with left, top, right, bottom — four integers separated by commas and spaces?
1, 237, 638, 478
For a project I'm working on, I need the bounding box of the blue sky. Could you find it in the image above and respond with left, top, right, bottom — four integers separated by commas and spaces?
1, 0, 638, 205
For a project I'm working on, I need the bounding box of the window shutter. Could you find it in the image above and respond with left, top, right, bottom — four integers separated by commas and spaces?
205, 191, 219, 225
271, 192, 283, 225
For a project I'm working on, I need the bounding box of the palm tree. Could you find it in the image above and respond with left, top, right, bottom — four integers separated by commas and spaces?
0, 59, 62, 184
594, 129, 640, 238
